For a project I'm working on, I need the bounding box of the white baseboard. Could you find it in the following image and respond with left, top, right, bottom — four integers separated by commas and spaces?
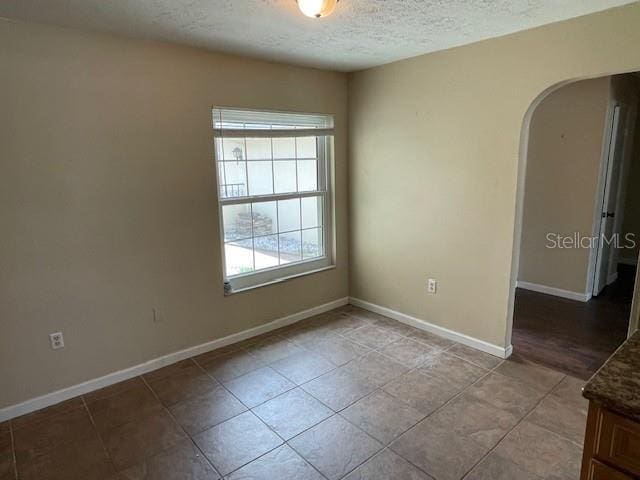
0, 297, 349, 423
349, 297, 512, 359
516, 281, 591, 302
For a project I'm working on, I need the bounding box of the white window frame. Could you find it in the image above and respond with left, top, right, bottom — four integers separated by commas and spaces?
212, 107, 335, 293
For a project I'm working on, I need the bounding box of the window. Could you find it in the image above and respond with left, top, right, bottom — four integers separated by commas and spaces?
213, 108, 334, 292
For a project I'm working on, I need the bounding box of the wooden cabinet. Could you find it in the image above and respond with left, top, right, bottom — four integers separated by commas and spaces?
582, 402, 640, 479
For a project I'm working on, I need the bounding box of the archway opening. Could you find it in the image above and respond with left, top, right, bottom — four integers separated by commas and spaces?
508, 72, 640, 379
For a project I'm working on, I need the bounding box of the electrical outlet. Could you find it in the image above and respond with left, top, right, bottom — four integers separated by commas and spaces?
427, 278, 437, 294
152, 308, 161, 323
49, 332, 65, 350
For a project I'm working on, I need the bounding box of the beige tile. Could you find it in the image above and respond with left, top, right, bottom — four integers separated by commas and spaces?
253, 388, 333, 440
169, 385, 247, 435
390, 416, 488, 480
493, 356, 564, 392
0, 429, 10, 451
242, 335, 306, 364
285, 323, 336, 346
86, 382, 163, 433
466, 372, 547, 419
383, 370, 462, 415
13, 407, 97, 464
11, 397, 85, 431
301, 365, 378, 411
226, 444, 323, 480
428, 392, 520, 449
84, 377, 147, 403
447, 344, 502, 369
289, 415, 382, 480
195, 349, 265, 383
406, 330, 455, 350
550, 376, 588, 412
526, 394, 588, 445
344, 449, 433, 480
101, 410, 187, 471
344, 325, 403, 349
493, 421, 582, 480
270, 350, 335, 385
192, 345, 240, 364
193, 412, 282, 476
223, 367, 295, 408
379, 338, 440, 368
344, 308, 387, 323
417, 351, 488, 389
304, 335, 371, 366
322, 312, 372, 335
341, 391, 425, 444
118, 439, 219, 480
464, 451, 544, 480
370, 317, 417, 336
16, 437, 115, 480
343, 351, 410, 388
144, 360, 219, 407
0, 431, 15, 480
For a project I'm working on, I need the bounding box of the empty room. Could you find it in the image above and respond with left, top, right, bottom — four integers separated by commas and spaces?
1, 1, 640, 479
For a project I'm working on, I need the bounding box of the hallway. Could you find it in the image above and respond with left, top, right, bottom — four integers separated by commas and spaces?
512, 265, 634, 379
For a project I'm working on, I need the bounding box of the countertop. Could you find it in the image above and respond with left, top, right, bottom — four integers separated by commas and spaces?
583, 330, 640, 421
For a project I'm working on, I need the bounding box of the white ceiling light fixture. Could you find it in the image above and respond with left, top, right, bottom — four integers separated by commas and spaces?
296, 0, 339, 18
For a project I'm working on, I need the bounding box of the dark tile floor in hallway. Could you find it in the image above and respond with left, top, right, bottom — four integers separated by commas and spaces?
512, 265, 635, 380
1, 306, 587, 479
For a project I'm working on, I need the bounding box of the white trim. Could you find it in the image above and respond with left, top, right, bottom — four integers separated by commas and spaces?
349, 297, 512, 359
516, 281, 592, 302
0, 297, 349, 422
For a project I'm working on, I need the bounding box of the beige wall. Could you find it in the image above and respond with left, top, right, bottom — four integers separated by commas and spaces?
349, 2, 640, 348
0, 19, 349, 409
621, 120, 640, 264
518, 78, 610, 294
617, 75, 640, 265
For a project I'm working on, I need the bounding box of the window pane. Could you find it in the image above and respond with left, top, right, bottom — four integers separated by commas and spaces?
297, 137, 317, 159
279, 231, 302, 264
301, 196, 323, 229
252, 201, 277, 236
222, 138, 245, 161
273, 137, 295, 159
273, 160, 297, 194
220, 161, 247, 198
297, 160, 317, 192
222, 204, 252, 242
253, 235, 279, 270
302, 228, 323, 259
247, 161, 273, 196
225, 238, 254, 276
278, 198, 301, 232
245, 138, 271, 160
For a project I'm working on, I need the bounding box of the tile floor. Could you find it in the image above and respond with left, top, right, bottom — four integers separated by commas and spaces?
1, 306, 587, 479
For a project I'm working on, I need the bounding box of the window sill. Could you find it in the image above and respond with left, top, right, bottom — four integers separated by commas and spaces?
224, 264, 336, 296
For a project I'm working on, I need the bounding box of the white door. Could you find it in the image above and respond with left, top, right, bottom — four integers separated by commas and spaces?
593, 105, 625, 296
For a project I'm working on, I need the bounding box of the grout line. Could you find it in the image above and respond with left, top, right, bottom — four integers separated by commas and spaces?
139, 375, 222, 478
458, 373, 568, 479
80, 395, 120, 476
9, 421, 18, 480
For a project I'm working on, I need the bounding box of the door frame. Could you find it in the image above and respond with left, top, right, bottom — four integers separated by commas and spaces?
590, 103, 622, 297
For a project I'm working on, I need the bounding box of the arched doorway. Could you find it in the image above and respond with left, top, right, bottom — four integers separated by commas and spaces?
508, 73, 640, 379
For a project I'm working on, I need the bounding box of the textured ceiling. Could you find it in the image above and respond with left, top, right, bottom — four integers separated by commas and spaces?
0, 0, 635, 71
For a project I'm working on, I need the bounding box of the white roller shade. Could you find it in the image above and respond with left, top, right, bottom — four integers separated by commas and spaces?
213, 107, 334, 138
